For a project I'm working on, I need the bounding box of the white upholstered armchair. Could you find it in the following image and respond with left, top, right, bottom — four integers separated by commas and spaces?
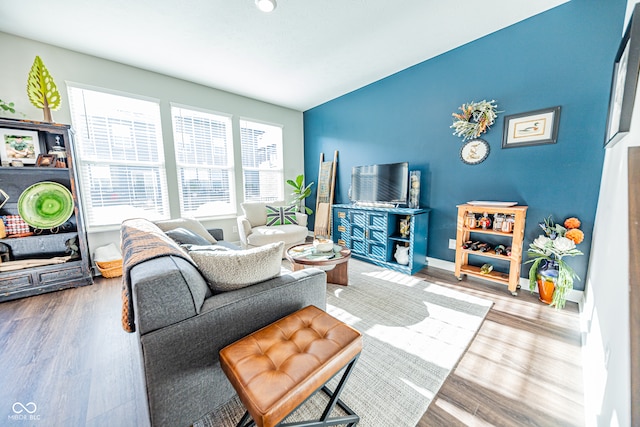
237, 201, 309, 256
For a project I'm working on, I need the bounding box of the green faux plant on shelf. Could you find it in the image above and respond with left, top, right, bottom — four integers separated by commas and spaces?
0, 98, 25, 117
0, 99, 16, 114
286, 174, 314, 215
27, 55, 61, 122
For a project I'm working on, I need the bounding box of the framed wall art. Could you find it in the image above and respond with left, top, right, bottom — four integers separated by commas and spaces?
501, 106, 561, 148
460, 138, 490, 165
604, 2, 640, 148
0, 128, 41, 165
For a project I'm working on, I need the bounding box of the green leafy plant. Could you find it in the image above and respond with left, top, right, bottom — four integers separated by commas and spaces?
27, 56, 61, 122
0, 99, 16, 114
0, 99, 25, 117
286, 174, 314, 215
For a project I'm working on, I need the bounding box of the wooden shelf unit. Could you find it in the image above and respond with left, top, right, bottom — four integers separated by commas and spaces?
454, 204, 528, 295
0, 119, 92, 302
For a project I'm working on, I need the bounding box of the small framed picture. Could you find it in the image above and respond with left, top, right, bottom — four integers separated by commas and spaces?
0, 128, 41, 164
501, 106, 561, 148
36, 154, 58, 167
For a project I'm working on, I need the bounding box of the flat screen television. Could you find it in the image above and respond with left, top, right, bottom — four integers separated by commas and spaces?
350, 162, 408, 206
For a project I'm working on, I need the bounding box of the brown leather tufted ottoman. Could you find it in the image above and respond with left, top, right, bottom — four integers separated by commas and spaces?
219, 305, 363, 427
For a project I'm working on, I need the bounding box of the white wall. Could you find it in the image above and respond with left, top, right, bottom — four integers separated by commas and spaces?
581, 2, 639, 425
0, 32, 305, 259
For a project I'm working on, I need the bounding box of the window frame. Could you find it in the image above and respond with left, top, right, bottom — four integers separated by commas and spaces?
170, 103, 237, 219
239, 117, 285, 203
67, 83, 170, 231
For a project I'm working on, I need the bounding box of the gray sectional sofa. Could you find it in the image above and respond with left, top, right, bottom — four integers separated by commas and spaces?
121, 218, 327, 427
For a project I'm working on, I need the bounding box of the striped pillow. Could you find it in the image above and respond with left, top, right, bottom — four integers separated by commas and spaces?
266, 205, 298, 226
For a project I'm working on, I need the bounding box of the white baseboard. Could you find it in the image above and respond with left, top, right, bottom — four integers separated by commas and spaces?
426, 257, 584, 304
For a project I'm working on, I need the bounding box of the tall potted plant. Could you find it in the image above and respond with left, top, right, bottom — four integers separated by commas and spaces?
286, 174, 314, 215
526, 216, 585, 309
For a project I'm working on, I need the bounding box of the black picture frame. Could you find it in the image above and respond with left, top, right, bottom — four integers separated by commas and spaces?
501, 106, 561, 148
604, 3, 640, 148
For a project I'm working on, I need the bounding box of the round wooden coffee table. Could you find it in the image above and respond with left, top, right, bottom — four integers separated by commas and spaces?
286, 243, 351, 286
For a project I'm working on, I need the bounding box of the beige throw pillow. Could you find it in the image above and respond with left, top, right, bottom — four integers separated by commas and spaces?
189, 241, 284, 292
153, 218, 217, 244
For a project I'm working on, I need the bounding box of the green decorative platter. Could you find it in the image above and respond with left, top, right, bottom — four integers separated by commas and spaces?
18, 182, 74, 229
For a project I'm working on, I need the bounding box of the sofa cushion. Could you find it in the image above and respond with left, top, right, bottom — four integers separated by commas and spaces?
165, 227, 213, 246
266, 205, 298, 226
190, 241, 284, 292
246, 224, 308, 247
154, 218, 217, 244
131, 256, 211, 334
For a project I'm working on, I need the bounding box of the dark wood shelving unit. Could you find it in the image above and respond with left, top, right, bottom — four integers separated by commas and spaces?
0, 118, 92, 302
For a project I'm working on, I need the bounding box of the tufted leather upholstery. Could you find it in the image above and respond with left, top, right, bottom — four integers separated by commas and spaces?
219, 305, 362, 427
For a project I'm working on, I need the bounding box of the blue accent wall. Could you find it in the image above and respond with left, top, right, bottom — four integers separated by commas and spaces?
303, 0, 626, 289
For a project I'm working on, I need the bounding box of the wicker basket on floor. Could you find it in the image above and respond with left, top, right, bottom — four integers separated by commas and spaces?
96, 259, 123, 278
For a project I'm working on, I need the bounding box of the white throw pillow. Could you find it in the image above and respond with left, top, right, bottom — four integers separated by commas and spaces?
153, 218, 217, 244
189, 241, 284, 292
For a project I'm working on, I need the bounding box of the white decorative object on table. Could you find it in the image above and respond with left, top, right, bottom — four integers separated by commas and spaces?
313, 238, 334, 252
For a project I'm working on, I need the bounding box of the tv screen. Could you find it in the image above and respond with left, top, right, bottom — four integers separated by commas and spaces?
350, 162, 408, 206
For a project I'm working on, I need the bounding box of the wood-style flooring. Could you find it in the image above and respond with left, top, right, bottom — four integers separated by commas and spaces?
416, 267, 583, 427
0, 264, 583, 427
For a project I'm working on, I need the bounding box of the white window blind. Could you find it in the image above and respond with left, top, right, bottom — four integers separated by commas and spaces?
171, 106, 235, 217
240, 119, 284, 202
67, 86, 169, 229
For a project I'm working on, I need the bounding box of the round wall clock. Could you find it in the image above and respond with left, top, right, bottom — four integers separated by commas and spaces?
460, 138, 490, 165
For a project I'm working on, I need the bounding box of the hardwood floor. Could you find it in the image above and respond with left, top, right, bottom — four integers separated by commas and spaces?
0, 276, 148, 427
416, 267, 583, 427
0, 265, 583, 427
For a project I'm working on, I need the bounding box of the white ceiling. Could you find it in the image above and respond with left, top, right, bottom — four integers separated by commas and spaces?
0, 0, 568, 111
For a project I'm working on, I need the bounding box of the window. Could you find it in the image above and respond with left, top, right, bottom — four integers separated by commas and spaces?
171, 105, 235, 217
240, 119, 284, 202
67, 86, 169, 229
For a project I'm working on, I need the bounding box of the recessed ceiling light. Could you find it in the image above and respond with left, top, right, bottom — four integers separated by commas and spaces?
255, 0, 277, 13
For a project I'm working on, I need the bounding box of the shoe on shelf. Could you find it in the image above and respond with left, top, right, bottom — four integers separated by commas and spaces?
477, 242, 491, 252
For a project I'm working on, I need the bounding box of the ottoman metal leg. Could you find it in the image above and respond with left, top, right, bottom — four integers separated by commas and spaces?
236, 411, 255, 427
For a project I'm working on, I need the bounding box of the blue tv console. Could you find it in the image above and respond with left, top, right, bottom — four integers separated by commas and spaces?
332, 204, 430, 275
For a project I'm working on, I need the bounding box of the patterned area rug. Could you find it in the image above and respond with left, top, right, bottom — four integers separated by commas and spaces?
195, 259, 493, 427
